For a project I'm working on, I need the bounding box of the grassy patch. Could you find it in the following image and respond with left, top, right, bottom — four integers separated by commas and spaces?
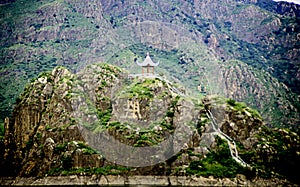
227, 98, 261, 119
121, 79, 156, 99
227, 98, 246, 111
54, 142, 68, 153
186, 137, 254, 178
77, 141, 98, 155
0, 122, 4, 139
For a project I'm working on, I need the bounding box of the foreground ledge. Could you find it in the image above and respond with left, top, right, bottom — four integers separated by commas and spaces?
0, 175, 292, 186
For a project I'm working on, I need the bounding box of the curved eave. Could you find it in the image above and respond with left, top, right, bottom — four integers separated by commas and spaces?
137, 57, 159, 67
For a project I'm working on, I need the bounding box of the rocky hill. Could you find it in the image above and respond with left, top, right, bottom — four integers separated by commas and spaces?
0, 0, 300, 129
1, 64, 299, 185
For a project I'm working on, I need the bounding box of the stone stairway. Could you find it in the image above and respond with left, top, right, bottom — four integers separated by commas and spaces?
206, 110, 250, 168
128, 73, 249, 167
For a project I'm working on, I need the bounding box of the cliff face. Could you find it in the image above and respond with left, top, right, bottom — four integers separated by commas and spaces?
99, 0, 300, 90
1, 64, 299, 185
257, 0, 300, 17
78, 0, 300, 129
3, 66, 82, 176
0, 0, 299, 136
223, 61, 300, 128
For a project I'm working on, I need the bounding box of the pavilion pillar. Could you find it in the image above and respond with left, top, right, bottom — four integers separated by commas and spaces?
136, 52, 159, 76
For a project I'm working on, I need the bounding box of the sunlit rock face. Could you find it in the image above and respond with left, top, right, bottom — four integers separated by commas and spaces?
1, 0, 299, 130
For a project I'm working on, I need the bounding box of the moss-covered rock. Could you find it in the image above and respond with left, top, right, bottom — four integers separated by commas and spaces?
1, 63, 298, 185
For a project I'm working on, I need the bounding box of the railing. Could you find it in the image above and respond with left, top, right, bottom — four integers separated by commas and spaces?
128, 73, 249, 168
206, 109, 250, 168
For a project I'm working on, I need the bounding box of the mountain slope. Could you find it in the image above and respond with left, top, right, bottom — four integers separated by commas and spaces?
1, 63, 299, 185
0, 0, 299, 129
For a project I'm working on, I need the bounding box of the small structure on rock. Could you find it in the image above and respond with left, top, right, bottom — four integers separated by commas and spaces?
137, 52, 159, 76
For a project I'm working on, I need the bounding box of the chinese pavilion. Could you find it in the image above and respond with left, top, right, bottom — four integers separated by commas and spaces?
136, 52, 159, 76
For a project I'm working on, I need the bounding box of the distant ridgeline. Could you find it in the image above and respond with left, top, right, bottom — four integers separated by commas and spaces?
0, 0, 299, 139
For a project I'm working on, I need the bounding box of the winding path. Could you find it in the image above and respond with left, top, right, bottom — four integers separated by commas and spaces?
206, 109, 250, 168
129, 73, 250, 168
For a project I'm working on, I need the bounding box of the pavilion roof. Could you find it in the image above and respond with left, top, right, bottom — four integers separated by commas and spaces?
137, 52, 159, 67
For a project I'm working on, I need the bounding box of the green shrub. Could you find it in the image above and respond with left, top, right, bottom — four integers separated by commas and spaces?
226, 98, 236, 106
97, 108, 112, 126
54, 143, 68, 153
187, 137, 253, 178
0, 122, 4, 138
166, 110, 174, 117
227, 98, 246, 110
77, 141, 98, 155
82, 147, 98, 155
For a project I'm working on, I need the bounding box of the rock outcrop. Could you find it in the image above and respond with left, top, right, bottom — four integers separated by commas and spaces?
0, 175, 295, 186
1, 63, 299, 185
0, 0, 300, 130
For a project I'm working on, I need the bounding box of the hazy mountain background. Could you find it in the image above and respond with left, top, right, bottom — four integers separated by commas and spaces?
273, 0, 300, 5
0, 0, 299, 129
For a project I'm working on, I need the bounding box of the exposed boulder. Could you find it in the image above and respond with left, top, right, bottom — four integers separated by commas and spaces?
1, 63, 298, 185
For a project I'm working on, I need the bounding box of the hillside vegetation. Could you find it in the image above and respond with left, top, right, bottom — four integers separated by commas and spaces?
0, 0, 299, 129
1, 63, 298, 185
